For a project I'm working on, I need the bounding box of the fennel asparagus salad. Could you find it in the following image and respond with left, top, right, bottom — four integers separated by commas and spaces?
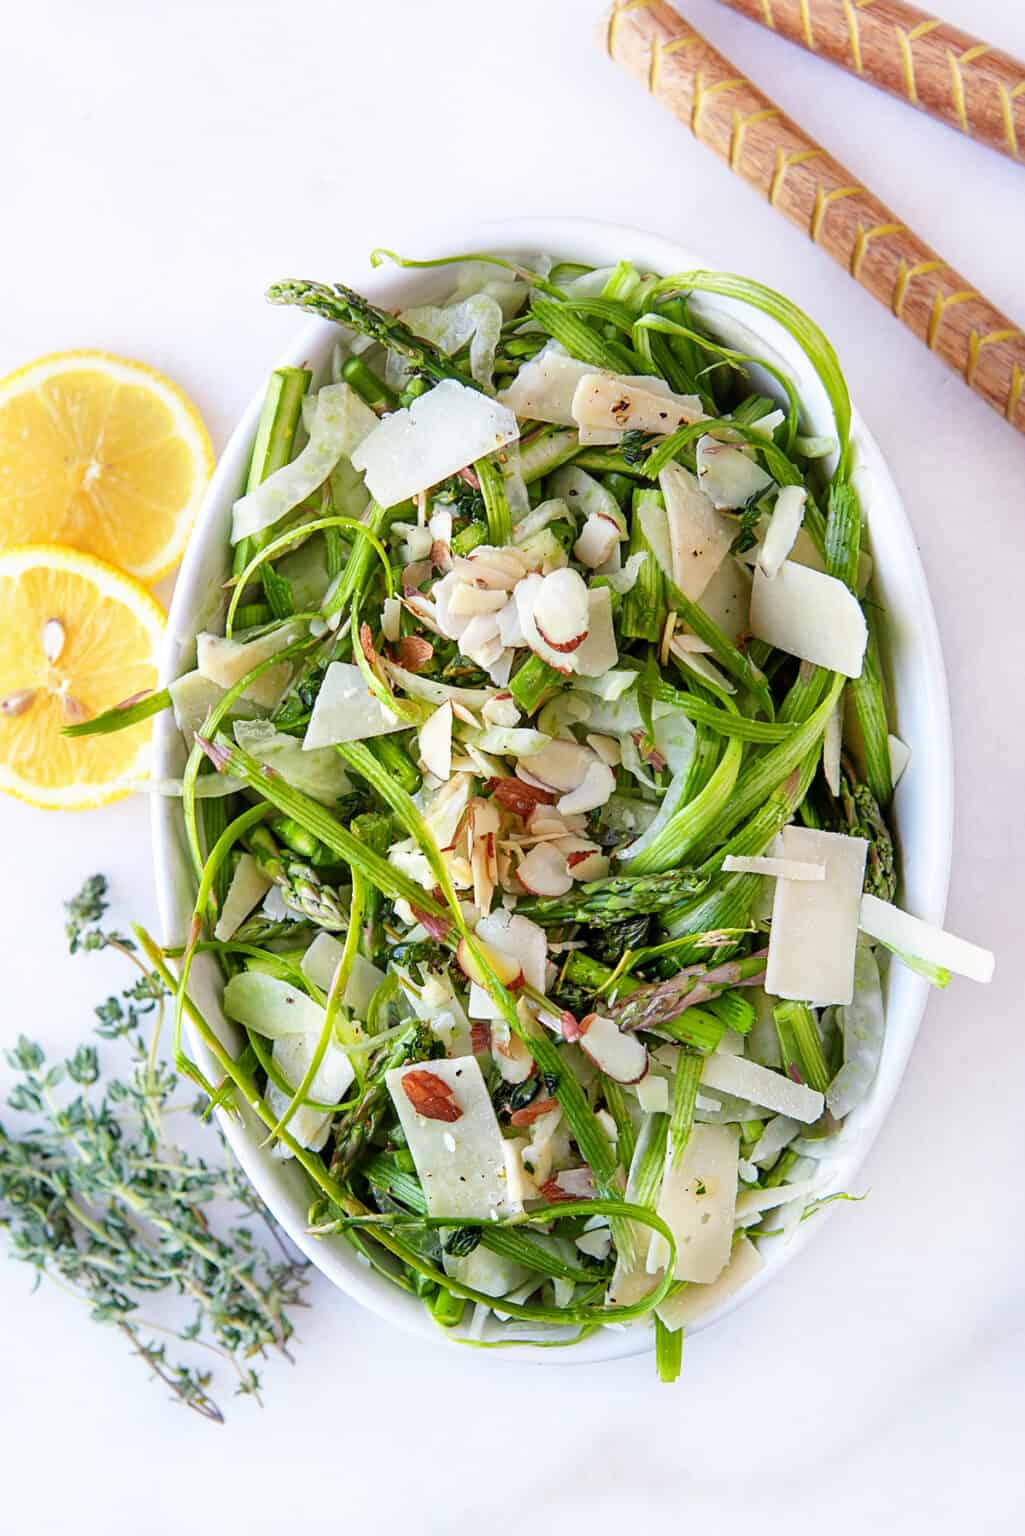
79, 249, 994, 1379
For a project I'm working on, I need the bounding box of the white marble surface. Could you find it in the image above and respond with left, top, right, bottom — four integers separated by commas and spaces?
2, 2, 1022, 1530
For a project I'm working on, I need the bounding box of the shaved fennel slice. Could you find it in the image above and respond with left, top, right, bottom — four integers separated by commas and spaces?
303, 662, 405, 749
222, 972, 324, 1039
656, 1236, 764, 1331
549, 465, 624, 530
267, 1029, 356, 1156
233, 719, 352, 805
750, 561, 868, 678
649, 1124, 739, 1282
352, 381, 518, 508
757, 485, 807, 578
213, 853, 272, 942
387, 294, 504, 391
700, 1053, 824, 1123
232, 383, 378, 543
858, 894, 995, 984
169, 669, 262, 744
766, 827, 868, 1005
386, 1056, 520, 1223
750, 1114, 801, 1167
618, 709, 696, 866
826, 944, 886, 1119
658, 461, 735, 601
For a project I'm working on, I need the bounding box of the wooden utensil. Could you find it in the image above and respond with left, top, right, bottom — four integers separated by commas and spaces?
715, 0, 1025, 164
601, 0, 1025, 435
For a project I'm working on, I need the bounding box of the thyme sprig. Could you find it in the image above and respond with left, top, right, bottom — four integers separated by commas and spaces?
0, 876, 308, 1422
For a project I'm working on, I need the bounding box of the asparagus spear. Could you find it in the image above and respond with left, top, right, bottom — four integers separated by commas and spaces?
244, 824, 347, 930
611, 952, 767, 1036
266, 280, 477, 389
516, 869, 708, 928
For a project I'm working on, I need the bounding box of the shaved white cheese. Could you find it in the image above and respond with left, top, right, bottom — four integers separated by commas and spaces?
649, 1124, 739, 1283
571, 373, 705, 435
658, 461, 735, 601
655, 1236, 764, 1331
498, 344, 596, 425
635, 1074, 670, 1114
573, 586, 619, 678
300, 933, 386, 1018
696, 435, 773, 509
267, 1028, 355, 1156
467, 910, 547, 1021
213, 853, 272, 942
823, 694, 843, 796
234, 719, 353, 805
859, 893, 995, 983
757, 485, 806, 578
418, 701, 453, 782
302, 661, 405, 749
386, 1057, 520, 1231
889, 732, 911, 788
380, 596, 402, 644
232, 383, 378, 543
750, 561, 867, 678
169, 670, 262, 745
352, 380, 518, 508
222, 971, 323, 1039
700, 1052, 825, 1123
722, 855, 825, 881
196, 627, 299, 709
766, 827, 868, 1005
694, 557, 751, 643
750, 1114, 801, 1167
734, 1176, 820, 1220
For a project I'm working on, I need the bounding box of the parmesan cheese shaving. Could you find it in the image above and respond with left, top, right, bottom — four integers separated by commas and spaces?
750, 561, 868, 678
859, 894, 995, 984
765, 827, 868, 1005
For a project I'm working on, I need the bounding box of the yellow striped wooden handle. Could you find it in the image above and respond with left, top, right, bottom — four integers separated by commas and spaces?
716, 0, 1025, 164
602, 0, 1025, 435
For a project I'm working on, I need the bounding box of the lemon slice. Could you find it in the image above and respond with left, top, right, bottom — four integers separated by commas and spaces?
0, 350, 213, 582
0, 545, 165, 810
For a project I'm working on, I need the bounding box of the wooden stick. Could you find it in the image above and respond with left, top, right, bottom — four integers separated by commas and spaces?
601, 0, 1025, 436
715, 0, 1025, 165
